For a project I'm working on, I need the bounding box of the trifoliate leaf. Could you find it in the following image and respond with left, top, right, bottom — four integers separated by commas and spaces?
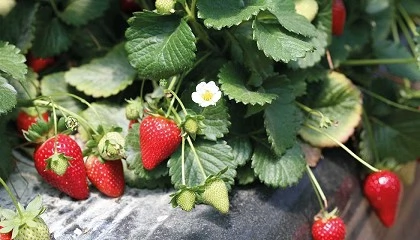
59, 0, 111, 26
252, 142, 306, 188
232, 23, 276, 86
65, 44, 136, 98
359, 111, 420, 165
266, 0, 317, 37
299, 71, 363, 147
374, 40, 420, 82
252, 19, 314, 63
264, 77, 303, 155
0, 77, 17, 115
227, 136, 252, 166
40, 72, 83, 113
199, 98, 230, 141
218, 62, 277, 105
124, 123, 169, 188
125, 11, 196, 80
0, 42, 27, 81
288, 27, 328, 69
197, 0, 266, 30
168, 140, 236, 189
31, 8, 71, 57
0, 0, 38, 53
81, 102, 129, 136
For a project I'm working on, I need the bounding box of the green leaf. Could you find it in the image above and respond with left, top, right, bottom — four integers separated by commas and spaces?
0, 42, 27, 81
315, 0, 332, 40
125, 11, 196, 80
252, 142, 306, 187
369, 4, 394, 40
227, 136, 252, 166
0, 0, 39, 53
168, 140, 236, 189
31, 9, 71, 57
197, 0, 267, 29
0, 77, 17, 115
288, 28, 328, 69
40, 72, 84, 113
80, 102, 129, 135
299, 71, 363, 147
360, 111, 420, 165
199, 98, 230, 141
252, 19, 314, 63
218, 62, 278, 105
124, 123, 169, 189
59, 0, 111, 26
266, 0, 317, 37
263, 77, 303, 155
374, 40, 420, 82
65, 44, 136, 98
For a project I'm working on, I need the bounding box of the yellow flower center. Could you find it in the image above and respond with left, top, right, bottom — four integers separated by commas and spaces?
202, 90, 214, 101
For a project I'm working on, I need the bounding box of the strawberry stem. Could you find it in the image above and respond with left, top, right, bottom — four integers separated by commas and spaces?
341, 58, 418, 65
396, 15, 418, 58
359, 87, 420, 113
306, 165, 328, 210
166, 89, 189, 119
0, 178, 23, 218
181, 137, 186, 185
186, 135, 207, 180
50, 97, 59, 153
304, 123, 380, 172
398, 4, 419, 36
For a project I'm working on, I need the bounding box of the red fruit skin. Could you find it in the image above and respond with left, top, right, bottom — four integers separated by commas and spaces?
85, 156, 125, 198
140, 115, 181, 170
0, 226, 12, 240
27, 53, 55, 73
34, 134, 89, 200
312, 217, 346, 240
128, 119, 138, 129
363, 170, 402, 227
120, 0, 141, 13
16, 111, 49, 133
332, 0, 346, 36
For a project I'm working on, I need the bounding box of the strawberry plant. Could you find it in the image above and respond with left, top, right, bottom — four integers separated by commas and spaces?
0, 0, 419, 237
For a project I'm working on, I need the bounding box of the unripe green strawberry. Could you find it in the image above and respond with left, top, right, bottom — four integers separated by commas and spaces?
98, 132, 126, 160
155, 0, 175, 14
183, 118, 198, 135
176, 189, 196, 212
202, 179, 229, 214
125, 99, 143, 120
15, 217, 49, 240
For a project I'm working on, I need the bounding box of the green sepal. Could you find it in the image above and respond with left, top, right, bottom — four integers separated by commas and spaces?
45, 152, 71, 176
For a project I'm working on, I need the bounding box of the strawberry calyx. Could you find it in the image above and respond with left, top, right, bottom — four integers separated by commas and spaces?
23, 116, 71, 144
314, 207, 340, 222
170, 185, 202, 212
45, 152, 72, 176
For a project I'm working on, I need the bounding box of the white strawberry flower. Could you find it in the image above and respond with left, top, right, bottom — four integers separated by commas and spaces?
191, 81, 222, 107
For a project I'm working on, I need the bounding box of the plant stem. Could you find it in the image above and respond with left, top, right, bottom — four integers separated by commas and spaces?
304, 123, 380, 172
186, 136, 207, 180
341, 58, 417, 65
391, 19, 400, 44
181, 137, 186, 186
0, 178, 23, 218
50, 97, 59, 153
167, 89, 189, 116
306, 165, 328, 210
397, 15, 418, 58
398, 4, 419, 36
359, 87, 420, 113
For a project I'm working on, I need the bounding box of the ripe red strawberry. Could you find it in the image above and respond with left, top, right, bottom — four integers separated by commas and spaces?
27, 53, 55, 73
16, 110, 49, 134
120, 0, 141, 13
140, 115, 181, 170
34, 134, 89, 200
332, 0, 346, 36
363, 170, 402, 227
85, 155, 125, 198
312, 215, 346, 240
0, 226, 12, 240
